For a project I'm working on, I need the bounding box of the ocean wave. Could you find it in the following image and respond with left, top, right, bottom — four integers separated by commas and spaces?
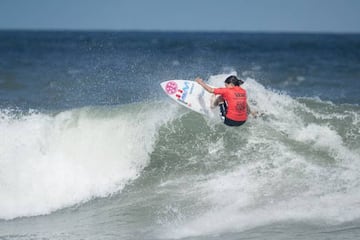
0, 103, 176, 220
151, 75, 360, 238
1, 75, 359, 240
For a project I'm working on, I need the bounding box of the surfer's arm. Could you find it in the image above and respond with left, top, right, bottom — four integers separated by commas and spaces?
195, 77, 214, 93
247, 103, 251, 114
247, 103, 258, 118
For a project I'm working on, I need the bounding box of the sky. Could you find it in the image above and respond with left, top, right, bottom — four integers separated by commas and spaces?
1, 0, 360, 33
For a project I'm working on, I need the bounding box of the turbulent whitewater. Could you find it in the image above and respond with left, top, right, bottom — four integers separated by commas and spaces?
0, 31, 359, 240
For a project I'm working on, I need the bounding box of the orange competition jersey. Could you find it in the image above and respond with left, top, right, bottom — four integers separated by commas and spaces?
214, 86, 248, 121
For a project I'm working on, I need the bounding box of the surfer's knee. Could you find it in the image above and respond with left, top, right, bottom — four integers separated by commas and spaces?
219, 102, 227, 117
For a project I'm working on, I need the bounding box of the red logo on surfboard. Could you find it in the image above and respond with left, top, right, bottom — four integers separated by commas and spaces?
165, 81, 178, 95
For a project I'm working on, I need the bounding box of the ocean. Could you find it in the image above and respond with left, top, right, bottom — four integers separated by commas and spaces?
0, 31, 359, 240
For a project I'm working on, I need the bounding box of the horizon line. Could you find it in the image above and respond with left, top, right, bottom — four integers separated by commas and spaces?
1, 28, 359, 35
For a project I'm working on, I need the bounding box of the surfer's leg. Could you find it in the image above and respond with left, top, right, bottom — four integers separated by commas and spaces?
219, 101, 227, 118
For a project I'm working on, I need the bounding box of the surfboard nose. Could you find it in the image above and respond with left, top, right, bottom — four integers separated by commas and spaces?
161, 80, 178, 95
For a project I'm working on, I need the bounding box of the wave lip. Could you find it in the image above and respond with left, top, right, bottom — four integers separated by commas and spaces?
0, 104, 174, 220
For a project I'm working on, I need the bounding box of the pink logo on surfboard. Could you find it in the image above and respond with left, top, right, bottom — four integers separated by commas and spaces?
165, 81, 178, 95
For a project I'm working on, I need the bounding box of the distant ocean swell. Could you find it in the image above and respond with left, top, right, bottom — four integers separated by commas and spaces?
1, 75, 359, 239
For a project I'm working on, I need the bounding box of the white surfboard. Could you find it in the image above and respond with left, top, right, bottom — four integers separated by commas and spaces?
160, 80, 218, 117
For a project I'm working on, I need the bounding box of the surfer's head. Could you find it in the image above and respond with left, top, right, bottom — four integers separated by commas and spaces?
225, 75, 244, 86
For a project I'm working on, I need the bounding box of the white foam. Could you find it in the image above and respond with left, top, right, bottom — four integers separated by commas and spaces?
0, 103, 175, 220
160, 73, 360, 239
163, 144, 360, 238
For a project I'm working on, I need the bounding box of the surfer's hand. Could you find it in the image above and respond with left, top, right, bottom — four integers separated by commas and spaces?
196, 78, 214, 93
251, 111, 265, 118
195, 77, 203, 85
251, 111, 258, 118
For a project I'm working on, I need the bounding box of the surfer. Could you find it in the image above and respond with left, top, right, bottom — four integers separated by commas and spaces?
196, 75, 255, 127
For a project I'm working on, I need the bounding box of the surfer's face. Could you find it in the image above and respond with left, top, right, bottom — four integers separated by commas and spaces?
225, 82, 233, 88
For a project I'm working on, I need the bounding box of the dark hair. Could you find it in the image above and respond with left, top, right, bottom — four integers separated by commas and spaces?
224, 75, 244, 86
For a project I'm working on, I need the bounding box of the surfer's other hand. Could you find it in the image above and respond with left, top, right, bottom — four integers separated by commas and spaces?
195, 77, 203, 84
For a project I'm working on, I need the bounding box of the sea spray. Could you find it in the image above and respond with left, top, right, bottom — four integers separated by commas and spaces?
158, 75, 360, 239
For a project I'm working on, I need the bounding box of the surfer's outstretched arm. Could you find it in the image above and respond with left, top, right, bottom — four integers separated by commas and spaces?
247, 103, 259, 118
195, 77, 214, 93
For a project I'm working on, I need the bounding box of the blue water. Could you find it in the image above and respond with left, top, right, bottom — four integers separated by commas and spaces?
0, 31, 360, 240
